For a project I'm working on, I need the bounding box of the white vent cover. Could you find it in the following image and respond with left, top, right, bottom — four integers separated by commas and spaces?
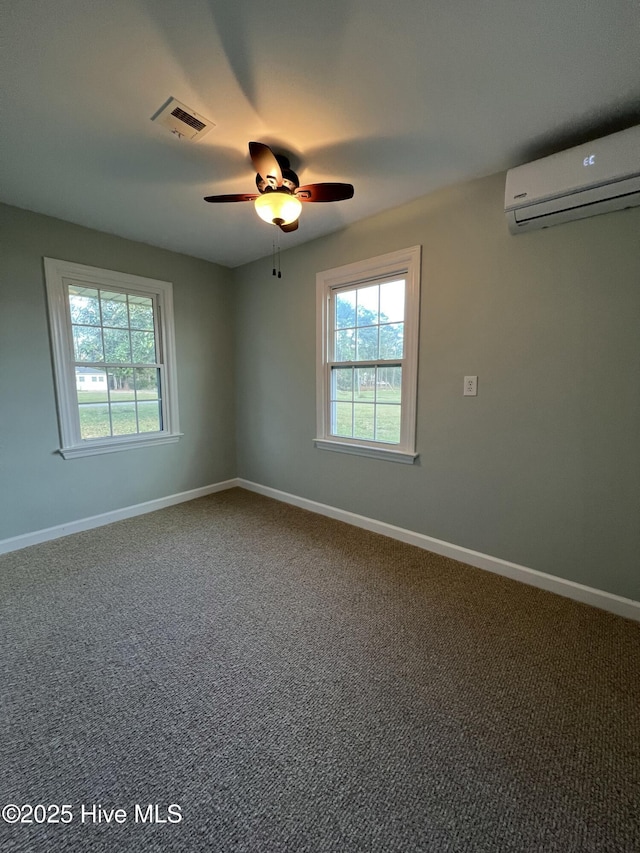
152, 98, 214, 141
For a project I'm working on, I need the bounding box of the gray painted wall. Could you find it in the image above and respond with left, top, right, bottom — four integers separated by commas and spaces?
0, 203, 236, 539
233, 172, 640, 602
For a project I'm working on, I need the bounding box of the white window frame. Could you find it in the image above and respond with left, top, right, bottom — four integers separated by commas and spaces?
44, 258, 181, 459
315, 245, 421, 464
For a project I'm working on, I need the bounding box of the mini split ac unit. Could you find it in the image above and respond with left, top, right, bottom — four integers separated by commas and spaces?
505, 125, 640, 234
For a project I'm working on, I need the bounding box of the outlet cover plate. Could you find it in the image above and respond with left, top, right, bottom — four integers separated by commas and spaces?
464, 375, 478, 396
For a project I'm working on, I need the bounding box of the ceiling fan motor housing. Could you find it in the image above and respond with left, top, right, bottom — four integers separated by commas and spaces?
256, 166, 299, 194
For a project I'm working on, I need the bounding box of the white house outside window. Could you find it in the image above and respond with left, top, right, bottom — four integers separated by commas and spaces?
44, 258, 181, 459
315, 246, 421, 463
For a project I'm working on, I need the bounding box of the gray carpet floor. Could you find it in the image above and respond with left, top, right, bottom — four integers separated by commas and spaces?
1, 487, 639, 852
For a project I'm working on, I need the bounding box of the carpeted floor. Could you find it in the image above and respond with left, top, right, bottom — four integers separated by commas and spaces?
1, 487, 639, 852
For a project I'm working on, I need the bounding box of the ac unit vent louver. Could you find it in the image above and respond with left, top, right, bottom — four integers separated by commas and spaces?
152, 98, 214, 141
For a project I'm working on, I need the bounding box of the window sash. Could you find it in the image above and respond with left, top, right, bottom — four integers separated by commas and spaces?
329, 363, 403, 445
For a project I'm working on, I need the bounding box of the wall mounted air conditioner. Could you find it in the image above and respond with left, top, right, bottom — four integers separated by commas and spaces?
505, 125, 640, 234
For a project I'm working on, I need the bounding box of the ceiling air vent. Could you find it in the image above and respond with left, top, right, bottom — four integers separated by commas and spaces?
152, 97, 214, 141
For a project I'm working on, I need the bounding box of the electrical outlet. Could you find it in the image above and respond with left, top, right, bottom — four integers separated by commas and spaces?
464, 375, 478, 396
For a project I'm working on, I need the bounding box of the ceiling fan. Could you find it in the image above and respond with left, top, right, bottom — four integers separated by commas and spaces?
204, 142, 354, 233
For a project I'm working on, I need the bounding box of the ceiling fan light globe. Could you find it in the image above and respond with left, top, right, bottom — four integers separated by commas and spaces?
254, 191, 302, 226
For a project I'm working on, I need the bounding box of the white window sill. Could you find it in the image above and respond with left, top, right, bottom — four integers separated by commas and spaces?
58, 433, 183, 459
314, 438, 419, 464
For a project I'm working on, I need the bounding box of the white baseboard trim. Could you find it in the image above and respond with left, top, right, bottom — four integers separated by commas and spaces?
237, 479, 640, 623
4, 476, 638, 623
0, 478, 240, 556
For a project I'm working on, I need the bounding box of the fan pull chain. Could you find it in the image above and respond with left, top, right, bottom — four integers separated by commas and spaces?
272, 231, 282, 278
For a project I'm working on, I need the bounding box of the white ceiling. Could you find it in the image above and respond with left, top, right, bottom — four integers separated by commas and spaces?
1, 0, 639, 268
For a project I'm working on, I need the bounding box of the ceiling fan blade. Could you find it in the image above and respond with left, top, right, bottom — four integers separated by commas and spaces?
278, 220, 299, 233
249, 142, 282, 187
296, 183, 354, 202
204, 193, 259, 203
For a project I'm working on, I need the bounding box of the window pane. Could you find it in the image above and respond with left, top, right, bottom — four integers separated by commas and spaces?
354, 368, 375, 401
103, 328, 132, 363
356, 326, 379, 360
375, 404, 401, 443
79, 403, 111, 439
77, 370, 109, 401
69, 287, 100, 325
353, 403, 375, 440
129, 297, 154, 331
335, 329, 355, 362
111, 367, 134, 394
335, 290, 356, 329
134, 367, 160, 399
100, 291, 129, 327
380, 280, 405, 323
131, 330, 156, 364
73, 325, 103, 362
377, 366, 402, 403
380, 323, 404, 359
357, 285, 379, 326
332, 401, 353, 437
111, 402, 138, 436
137, 400, 161, 433
331, 367, 353, 401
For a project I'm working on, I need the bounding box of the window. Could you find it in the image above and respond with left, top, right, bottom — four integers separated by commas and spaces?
315, 246, 420, 463
44, 258, 181, 459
